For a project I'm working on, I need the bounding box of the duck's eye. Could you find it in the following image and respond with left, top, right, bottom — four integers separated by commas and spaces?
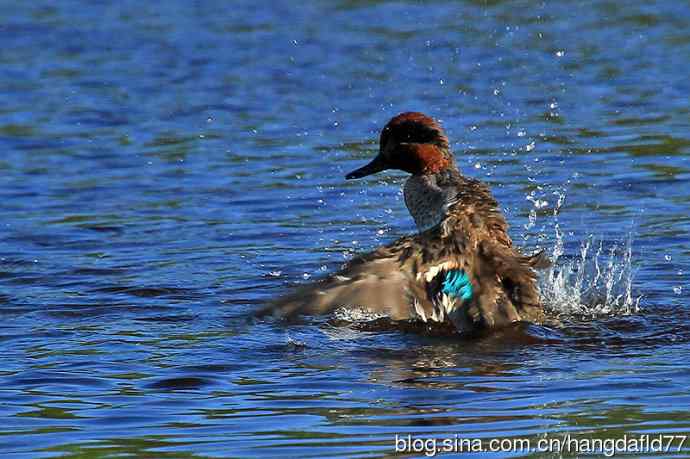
398, 122, 439, 144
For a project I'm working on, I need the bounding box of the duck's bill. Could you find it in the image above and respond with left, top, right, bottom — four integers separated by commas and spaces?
345, 155, 387, 179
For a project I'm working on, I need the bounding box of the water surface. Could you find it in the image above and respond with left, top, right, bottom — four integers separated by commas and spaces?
1, 1, 689, 457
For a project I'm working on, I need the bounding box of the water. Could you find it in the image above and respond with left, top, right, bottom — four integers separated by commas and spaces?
1, 1, 689, 457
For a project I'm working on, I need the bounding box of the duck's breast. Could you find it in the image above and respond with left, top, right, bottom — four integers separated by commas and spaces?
403, 175, 452, 232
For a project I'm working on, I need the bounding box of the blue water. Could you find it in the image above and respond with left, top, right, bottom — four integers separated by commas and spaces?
1, 1, 689, 457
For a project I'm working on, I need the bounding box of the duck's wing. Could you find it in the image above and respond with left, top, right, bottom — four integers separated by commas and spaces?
433, 178, 545, 328
256, 236, 434, 321
527, 249, 551, 270
474, 237, 544, 325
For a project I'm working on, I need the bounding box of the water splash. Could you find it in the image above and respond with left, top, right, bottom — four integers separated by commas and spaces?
521, 185, 640, 317
539, 233, 641, 317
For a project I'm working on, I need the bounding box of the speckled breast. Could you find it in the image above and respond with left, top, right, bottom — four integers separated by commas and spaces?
403, 175, 450, 232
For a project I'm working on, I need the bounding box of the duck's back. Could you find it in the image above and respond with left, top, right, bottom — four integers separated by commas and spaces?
257, 225, 544, 332
412, 171, 545, 328
259, 172, 544, 331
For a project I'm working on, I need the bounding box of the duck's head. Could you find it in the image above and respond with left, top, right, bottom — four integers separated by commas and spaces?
346, 112, 454, 180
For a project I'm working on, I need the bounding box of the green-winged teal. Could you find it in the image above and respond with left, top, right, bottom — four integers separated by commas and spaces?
259, 112, 547, 333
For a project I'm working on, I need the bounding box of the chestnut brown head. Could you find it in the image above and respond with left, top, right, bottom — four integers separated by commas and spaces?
346, 112, 454, 180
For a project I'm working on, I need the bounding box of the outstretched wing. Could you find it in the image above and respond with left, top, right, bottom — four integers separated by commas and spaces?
255, 237, 432, 321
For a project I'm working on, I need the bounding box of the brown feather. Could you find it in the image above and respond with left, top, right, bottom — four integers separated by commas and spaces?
260, 112, 547, 333
256, 236, 435, 322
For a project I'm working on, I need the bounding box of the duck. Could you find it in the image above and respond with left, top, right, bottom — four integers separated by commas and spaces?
257, 112, 547, 333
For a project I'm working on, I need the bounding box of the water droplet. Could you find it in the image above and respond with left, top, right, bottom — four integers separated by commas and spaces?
665, 254, 672, 261
268, 271, 282, 277
302, 273, 311, 280
526, 194, 548, 209
524, 209, 537, 230
474, 162, 481, 169
673, 286, 682, 295
525, 141, 536, 152
517, 130, 526, 137
556, 50, 565, 57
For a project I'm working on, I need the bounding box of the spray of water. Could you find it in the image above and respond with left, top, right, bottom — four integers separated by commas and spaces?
526, 189, 641, 317
539, 233, 641, 317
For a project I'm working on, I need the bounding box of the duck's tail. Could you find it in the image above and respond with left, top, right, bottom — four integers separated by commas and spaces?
527, 249, 552, 270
